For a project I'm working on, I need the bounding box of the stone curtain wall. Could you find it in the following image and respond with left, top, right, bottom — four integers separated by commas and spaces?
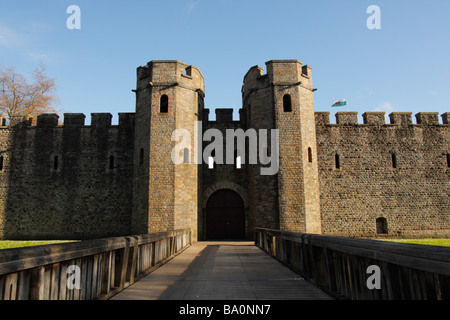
0, 113, 135, 240
316, 112, 450, 238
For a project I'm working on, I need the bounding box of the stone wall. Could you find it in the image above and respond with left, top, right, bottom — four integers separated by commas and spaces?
316, 111, 450, 238
0, 113, 135, 240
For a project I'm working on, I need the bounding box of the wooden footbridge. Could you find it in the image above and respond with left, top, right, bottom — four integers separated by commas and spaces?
0, 228, 449, 301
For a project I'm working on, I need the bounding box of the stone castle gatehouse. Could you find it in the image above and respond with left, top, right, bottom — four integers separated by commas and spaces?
0, 60, 448, 241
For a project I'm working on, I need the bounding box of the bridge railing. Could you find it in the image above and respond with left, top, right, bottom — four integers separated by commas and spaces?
255, 228, 450, 300
0, 228, 191, 300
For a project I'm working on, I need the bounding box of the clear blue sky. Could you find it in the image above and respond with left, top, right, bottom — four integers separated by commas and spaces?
1, 0, 449, 124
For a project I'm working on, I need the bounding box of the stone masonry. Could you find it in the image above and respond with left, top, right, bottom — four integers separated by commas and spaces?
0, 60, 448, 240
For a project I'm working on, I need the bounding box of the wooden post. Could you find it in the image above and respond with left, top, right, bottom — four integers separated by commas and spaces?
30, 267, 45, 300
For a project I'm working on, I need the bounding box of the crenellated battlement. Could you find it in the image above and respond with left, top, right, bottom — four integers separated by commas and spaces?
136, 60, 205, 94
203, 108, 243, 124
315, 111, 450, 126
242, 60, 313, 104
1, 113, 136, 129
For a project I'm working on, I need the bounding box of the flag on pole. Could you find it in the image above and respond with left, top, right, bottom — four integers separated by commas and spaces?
332, 98, 347, 107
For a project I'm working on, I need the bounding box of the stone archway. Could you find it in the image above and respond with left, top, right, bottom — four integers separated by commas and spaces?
202, 181, 248, 209
199, 181, 248, 240
205, 189, 245, 240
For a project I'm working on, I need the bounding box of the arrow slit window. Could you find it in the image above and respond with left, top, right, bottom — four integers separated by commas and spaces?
283, 94, 292, 112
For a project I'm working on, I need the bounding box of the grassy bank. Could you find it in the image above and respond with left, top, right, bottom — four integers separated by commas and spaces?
0, 240, 75, 250
378, 238, 450, 247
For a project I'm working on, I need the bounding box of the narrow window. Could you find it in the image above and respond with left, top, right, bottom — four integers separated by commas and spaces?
236, 156, 242, 169
447, 153, 450, 168
335, 153, 340, 169
139, 148, 144, 165
283, 94, 292, 112
308, 147, 313, 163
376, 217, 388, 235
109, 155, 115, 170
160, 95, 169, 113
391, 153, 397, 169
0, 156, 4, 171
53, 156, 59, 171
235, 150, 242, 169
183, 148, 189, 164
208, 157, 214, 169
208, 150, 215, 169
1, 118, 6, 126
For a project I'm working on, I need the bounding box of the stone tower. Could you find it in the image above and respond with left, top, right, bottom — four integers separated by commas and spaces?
242, 60, 322, 234
132, 60, 205, 240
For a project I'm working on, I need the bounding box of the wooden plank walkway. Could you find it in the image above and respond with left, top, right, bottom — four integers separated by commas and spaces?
110, 241, 332, 300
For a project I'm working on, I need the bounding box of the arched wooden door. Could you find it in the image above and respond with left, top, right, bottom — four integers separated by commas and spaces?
206, 189, 245, 240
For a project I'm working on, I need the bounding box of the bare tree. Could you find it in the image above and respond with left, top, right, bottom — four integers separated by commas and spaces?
0, 64, 59, 120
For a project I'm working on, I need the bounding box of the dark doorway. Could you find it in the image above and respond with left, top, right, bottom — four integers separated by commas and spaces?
206, 189, 245, 240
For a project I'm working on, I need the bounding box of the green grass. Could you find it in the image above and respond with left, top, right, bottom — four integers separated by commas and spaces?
378, 238, 450, 247
0, 240, 75, 250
